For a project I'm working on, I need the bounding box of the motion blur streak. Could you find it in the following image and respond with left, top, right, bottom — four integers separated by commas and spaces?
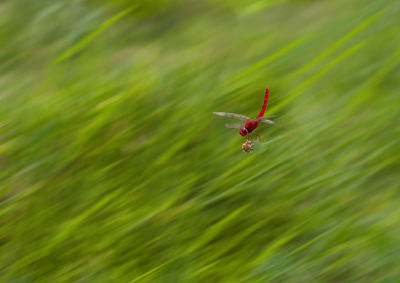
1, 0, 399, 282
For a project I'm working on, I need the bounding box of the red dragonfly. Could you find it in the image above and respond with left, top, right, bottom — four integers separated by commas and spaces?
213, 86, 277, 139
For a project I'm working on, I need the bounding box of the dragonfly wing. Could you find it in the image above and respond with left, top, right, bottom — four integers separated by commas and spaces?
256, 115, 276, 120
261, 119, 280, 126
213, 112, 251, 121
225, 122, 244, 129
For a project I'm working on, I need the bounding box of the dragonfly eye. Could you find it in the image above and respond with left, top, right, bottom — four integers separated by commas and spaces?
239, 128, 248, 136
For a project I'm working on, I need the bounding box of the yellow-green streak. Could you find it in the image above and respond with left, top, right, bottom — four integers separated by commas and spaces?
53, 6, 135, 64
230, 33, 313, 80
271, 39, 367, 113
284, 10, 383, 82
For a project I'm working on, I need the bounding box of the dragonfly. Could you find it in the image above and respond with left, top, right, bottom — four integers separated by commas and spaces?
213, 86, 278, 141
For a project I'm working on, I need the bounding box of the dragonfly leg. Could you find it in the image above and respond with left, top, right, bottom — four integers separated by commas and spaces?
253, 132, 261, 142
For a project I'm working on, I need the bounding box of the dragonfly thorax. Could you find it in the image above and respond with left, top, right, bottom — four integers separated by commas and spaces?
240, 120, 259, 136
240, 120, 260, 136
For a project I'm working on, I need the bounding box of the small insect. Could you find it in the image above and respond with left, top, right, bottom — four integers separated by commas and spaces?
242, 140, 255, 153
213, 86, 278, 142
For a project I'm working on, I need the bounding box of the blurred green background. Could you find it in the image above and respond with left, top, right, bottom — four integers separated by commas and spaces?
1, 0, 400, 281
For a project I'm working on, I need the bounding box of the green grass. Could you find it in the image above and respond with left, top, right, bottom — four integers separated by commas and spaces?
1, 0, 400, 282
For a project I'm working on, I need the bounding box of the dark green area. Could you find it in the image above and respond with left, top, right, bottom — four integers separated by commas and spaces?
1, 0, 400, 281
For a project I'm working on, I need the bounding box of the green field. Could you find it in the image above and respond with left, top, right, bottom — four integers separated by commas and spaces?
1, 0, 400, 281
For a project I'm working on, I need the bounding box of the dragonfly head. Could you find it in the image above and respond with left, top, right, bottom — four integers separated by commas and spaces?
239, 128, 248, 136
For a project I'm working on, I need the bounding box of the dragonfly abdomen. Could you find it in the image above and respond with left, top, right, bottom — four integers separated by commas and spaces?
256, 86, 269, 119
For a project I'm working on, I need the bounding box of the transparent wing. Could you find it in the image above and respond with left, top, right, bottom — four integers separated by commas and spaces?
255, 115, 276, 121
260, 119, 280, 126
225, 123, 244, 129
213, 112, 251, 121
